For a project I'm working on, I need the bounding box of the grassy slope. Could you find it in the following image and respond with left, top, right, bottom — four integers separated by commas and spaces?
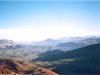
0, 59, 59, 75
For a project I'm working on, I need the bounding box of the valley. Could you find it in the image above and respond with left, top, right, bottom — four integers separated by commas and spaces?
0, 36, 100, 75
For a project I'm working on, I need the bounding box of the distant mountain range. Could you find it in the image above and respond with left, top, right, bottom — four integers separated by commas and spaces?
31, 36, 100, 51
0, 36, 100, 52
32, 36, 100, 46
0, 39, 15, 49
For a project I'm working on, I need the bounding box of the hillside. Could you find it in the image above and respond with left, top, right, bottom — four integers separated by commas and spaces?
36, 44, 100, 75
0, 59, 58, 75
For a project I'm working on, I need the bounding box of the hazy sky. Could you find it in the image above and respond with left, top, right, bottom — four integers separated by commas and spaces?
0, 1, 100, 42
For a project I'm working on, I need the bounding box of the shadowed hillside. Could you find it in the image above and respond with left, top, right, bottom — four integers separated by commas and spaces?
36, 44, 100, 75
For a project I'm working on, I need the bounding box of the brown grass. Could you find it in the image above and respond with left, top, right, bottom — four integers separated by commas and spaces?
0, 59, 59, 75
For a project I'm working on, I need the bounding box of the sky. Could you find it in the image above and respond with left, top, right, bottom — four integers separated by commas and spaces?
0, 1, 100, 42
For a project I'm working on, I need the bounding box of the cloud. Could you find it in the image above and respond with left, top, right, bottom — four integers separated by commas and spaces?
0, 26, 99, 42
